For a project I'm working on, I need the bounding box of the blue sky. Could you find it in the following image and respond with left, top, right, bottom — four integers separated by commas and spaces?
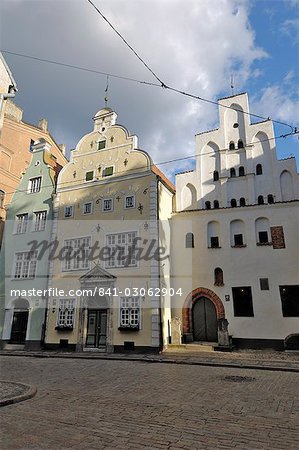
0, 0, 298, 176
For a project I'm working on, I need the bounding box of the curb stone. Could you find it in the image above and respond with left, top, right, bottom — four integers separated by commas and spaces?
0, 351, 299, 373
0, 380, 37, 407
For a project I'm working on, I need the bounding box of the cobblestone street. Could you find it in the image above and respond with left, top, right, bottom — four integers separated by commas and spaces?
0, 356, 298, 449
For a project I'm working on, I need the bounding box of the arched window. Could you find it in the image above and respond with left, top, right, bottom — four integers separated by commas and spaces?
214, 268, 224, 286
213, 170, 219, 181
185, 233, 194, 248
229, 141, 235, 150
238, 140, 244, 149
258, 195, 264, 205
240, 197, 246, 207
256, 164, 263, 175
255, 217, 270, 244
230, 219, 246, 247
205, 201, 211, 210
230, 168, 236, 178
207, 221, 220, 248
239, 166, 245, 177
267, 194, 274, 204
213, 200, 219, 209
231, 199, 237, 208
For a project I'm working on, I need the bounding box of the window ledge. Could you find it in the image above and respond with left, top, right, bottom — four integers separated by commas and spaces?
55, 326, 74, 331
208, 246, 221, 249
118, 326, 140, 331
231, 244, 247, 248
214, 283, 224, 287
256, 242, 272, 246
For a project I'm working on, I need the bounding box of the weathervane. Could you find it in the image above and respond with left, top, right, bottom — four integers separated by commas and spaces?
105, 75, 109, 107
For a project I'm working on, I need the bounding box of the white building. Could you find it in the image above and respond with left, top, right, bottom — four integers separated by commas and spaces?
171, 93, 299, 350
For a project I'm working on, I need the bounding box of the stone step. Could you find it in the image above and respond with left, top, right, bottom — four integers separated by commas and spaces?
4, 344, 25, 351
164, 343, 217, 353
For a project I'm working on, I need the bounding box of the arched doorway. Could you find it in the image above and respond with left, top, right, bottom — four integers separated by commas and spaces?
10, 299, 29, 344
192, 297, 218, 342
182, 287, 225, 343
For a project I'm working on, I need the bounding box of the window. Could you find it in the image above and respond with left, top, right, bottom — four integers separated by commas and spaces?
205, 201, 211, 210
63, 237, 91, 271
213, 200, 219, 209
230, 199, 237, 208
28, 177, 42, 193
29, 139, 35, 152
119, 297, 140, 329
83, 202, 92, 215
213, 170, 219, 181
13, 251, 38, 279
0, 190, 5, 209
229, 142, 235, 150
106, 232, 137, 268
234, 234, 244, 246
125, 195, 135, 209
239, 197, 246, 207
210, 236, 219, 248
57, 299, 75, 328
34, 211, 47, 231
232, 287, 254, 317
280, 285, 299, 317
256, 164, 263, 175
214, 267, 224, 286
103, 166, 114, 177
85, 171, 94, 181
230, 168, 236, 178
64, 206, 73, 218
103, 198, 113, 212
186, 232, 194, 248
15, 213, 28, 234
258, 231, 269, 244
258, 195, 264, 205
239, 166, 245, 176
260, 278, 269, 290
97, 140, 106, 150
238, 140, 244, 149
267, 194, 274, 204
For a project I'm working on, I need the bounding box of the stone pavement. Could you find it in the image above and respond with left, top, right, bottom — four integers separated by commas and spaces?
0, 355, 298, 449
0, 380, 36, 407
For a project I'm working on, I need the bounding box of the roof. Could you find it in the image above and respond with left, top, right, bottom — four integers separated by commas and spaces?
196, 127, 219, 136
175, 169, 194, 176
218, 92, 247, 102
0, 52, 17, 92
152, 164, 175, 192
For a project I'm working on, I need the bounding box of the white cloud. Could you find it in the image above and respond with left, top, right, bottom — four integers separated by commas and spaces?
281, 18, 299, 43
1, 0, 268, 179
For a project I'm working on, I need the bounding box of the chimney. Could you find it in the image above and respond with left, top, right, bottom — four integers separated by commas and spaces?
59, 144, 66, 156
38, 118, 48, 132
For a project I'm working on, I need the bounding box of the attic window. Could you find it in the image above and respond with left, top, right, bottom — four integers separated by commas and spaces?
103, 166, 114, 177
97, 140, 106, 150
85, 171, 94, 181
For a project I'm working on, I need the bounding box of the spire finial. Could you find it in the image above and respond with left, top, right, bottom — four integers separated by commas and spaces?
104, 75, 109, 107
230, 74, 234, 96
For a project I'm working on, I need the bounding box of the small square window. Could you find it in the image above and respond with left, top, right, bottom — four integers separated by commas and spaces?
260, 278, 269, 290
64, 206, 73, 218
258, 231, 269, 244
103, 198, 113, 212
83, 202, 92, 215
234, 234, 244, 246
210, 236, 219, 248
103, 166, 113, 177
97, 140, 106, 150
125, 195, 135, 209
28, 177, 42, 193
85, 171, 94, 181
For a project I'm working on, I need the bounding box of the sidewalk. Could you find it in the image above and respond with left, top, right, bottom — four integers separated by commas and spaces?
0, 380, 37, 407
1, 348, 299, 372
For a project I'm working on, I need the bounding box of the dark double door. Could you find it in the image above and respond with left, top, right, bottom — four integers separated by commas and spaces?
192, 297, 218, 342
10, 311, 29, 344
86, 309, 107, 348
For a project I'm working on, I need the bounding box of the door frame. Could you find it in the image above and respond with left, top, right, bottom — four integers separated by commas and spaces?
182, 287, 225, 342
